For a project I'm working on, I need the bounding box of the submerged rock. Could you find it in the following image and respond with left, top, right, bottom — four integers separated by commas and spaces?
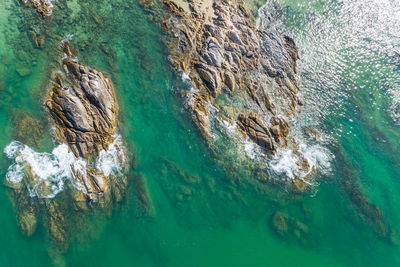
16, 192, 39, 237
271, 211, 288, 234
16, 66, 32, 77
334, 146, 397, 245
29, 30, 45, 48
161, 0, 313, 189
132, 174, 155, 218
11, 111, 44, 147
270, 211, 310, 246
44, 199, 68, 248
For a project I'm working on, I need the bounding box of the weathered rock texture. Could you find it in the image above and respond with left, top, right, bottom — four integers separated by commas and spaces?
161, 0, 310, 189
3, 43, 128, 250
45, 43, 123, 202
21, 0, 54, 17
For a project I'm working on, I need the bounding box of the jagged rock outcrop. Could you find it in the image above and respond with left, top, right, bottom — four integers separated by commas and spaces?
20, 0, 54, 17
3, 43, 128, 249
45, 43, 123, 202
47, 45, 117, 159
6, 0, 135, 252
237, 112, 277, 152
161, 0, 311, 189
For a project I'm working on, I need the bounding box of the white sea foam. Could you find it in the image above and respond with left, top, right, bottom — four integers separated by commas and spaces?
219, 119, 237, 138
269, 141, 333, 181
70, 157, 88, 193
5, 163, 24, 184
4, 141, 76, 198
256, 0, 277, 30
45, 0, 54, 16
30, 0, 56, 17
178, 71, 200, 108
181, 72, 191, 83
96, 135, 126, 177
243, 138, 262, 160
3, 135, 126, 199
269, 148, 299, 179
4, 141, 21, 158
61, 33, 74, 43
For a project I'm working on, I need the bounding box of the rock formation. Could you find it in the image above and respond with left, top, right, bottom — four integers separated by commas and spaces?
45, 42, 125, 203
20, 0, 54, 17
161, 0, 311, 190
4, 43, 128, 248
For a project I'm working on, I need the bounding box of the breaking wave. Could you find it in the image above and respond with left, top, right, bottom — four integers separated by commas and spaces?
96, 135, 126, 177
3, 135, 125, 199
269, 142, 333, 181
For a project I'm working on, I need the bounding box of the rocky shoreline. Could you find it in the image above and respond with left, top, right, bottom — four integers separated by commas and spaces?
159, 0, 312, 191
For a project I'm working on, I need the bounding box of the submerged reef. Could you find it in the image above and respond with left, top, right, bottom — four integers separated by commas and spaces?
334, 146, 397, 245
159, 0, 313, 191
4, 43, 128, 249
11, 111, 45, 147
270, 211, 311, 246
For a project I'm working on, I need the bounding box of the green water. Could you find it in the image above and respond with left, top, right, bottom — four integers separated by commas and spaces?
1, 0, 400, 266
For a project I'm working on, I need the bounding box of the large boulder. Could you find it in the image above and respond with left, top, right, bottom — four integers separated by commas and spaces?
45, 43, 123, 202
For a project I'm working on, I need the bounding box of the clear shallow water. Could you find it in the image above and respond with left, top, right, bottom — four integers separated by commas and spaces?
0, 0, 400, 266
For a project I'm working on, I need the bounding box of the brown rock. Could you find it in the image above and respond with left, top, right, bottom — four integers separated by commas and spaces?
161, 0, 300, 146
45, 42, 121, 202
195, 63, 222, 98
224, 72, 236, 91
237, 112, 276, 152
46, 45, 117, 159
21, 0, 54, 17
158, 0, 311, 187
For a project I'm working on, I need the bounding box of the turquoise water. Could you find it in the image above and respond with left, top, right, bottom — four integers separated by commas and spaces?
0, 0, 400, 266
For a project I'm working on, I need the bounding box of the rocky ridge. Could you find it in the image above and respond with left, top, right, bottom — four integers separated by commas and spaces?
4, 43, 128, 249
45, 42, 125, 202
161, 0, 311, 190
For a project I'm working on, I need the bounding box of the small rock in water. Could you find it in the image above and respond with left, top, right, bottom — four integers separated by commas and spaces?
16, 67, 32, 77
